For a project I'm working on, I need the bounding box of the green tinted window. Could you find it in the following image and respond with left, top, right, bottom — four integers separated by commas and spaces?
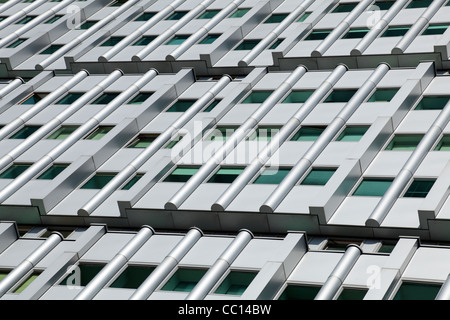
228, 8, 250, 18
85, 126, 114, 140
110, 265, 155, 289
337, 288, 368, 300
301, 168, 336, 186
296, 12, 311, 22
164, 167, 200, 182
304, 29, 332, 40
197, 10, 220, 19
135, 12, 155, 21
206, 127, 237, 141
282, 90, 314, 103
161, 268, 207, 292
406, 0, 433, 9
323, 89, 357, 103
336, 126, 369, 142
121, 174, 144, 190
91, 93, 119, 104
132, 36, 156, 46
421, 24, 450, 35
165, 35, 189, 45
415, 96, 450, 110
44, 15, 62, 24
214, 271, 257, 295
199, 34, 220, 44
47, 126, 78, 140
332, 3, 358, 13
55, 93, 83, 105
343, 28, 370, 39
7, 39, 27, 48
127, 134, 157, 148
9, 126, 40, 139
291, 126, 325, 141
127, 92, 152, 104
269, 38, 284, 49
353, 178, 393, 196
372, 1, 395, 10
77, 21, 97, 30
241, 91, 273, 103
202, 99, 221, 112
37, 164, 68, 180
385, 135, 423, 151
15, 16, 35, 24
40, 45, 63, 55
253, 168, 290, 184
235, 39, 260, 50
264, 13, 289, 23
165, 135, 183, 149
404, 179, 435, 198
393, 282, 441, 300
0, 164, 31, 179
100, 37, 124, 46
381, 26, 410, 37
13, 272, 40, 293
435, 135, 450, 151
165, 11, 188, 20
367, 88, 399, 102
208, 168, 245, 183
278, 285, 321, 300
81, 173, 116, 189
166, 99, 196, 112
60, 264, 105, 286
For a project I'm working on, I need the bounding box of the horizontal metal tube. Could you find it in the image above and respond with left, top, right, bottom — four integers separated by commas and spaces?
165, 66, 308, 210
130, 227, 203, 300
186, 229, 253, 300
75, 226, 154, 300
0, 0, 47, 31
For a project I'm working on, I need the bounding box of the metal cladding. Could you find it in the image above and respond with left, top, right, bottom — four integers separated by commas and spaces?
0, 0, 448, 300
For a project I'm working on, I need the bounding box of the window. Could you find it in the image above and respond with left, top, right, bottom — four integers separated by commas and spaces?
6, 38, 27, 48
126, 134, 158, 148
109, 0, 127, 6
91, 93, 119, 104
165, 135, 184, 149
228, 8, 250, 18
198, 34, 220, 44
283, 90, 314, 103
197, 9, 220, 19
268, 38, 284, 49
202, 99, 221, 112
44, 15, 62, 24
434, 135, 450, 151
304, 29, 332, 41
353, 178, 393, 196
161, 268, 207, 292
290, 126, 325, 141
206, 127, 237, 141
421, 24, 450, 36
13, 272, 40, 294
393, 282, 441, 300
132, 36, 156, 46
76, 21, 97, 30
253, 168, 290, 184
372, 1, 395, 10
405, 0, 433, 9
47, 126, 79, 140
208, 167, 245, 183
337, 288, 368, 300
300, 168, 336, 186
247, 127, 280, 141
165, 35, 189, 45
381, 26, 411, 37
36, 164, 68, 180
121, 174, 144, 190
110, 265, 155, 289
385, 135, 423, 151
100, 37, 125, 46
264, 13, 289, 23
164, 167, 200, 182
15, 16, 35, 24
234, 39, 261, 50
278, 285, 321, 300
134, 12, 156, 21
403, 179, 435, 198
0, 271, 9, 282
60, 263, 105, 286
296, 12, 311, 22
378, 241, 396, 253
127, 92, 152, 104
214, 271, 257, 295
14, 92, 39, 104
165, 11, 188, 20
367, 88, 399, 102
84, 126, 114, 140
9, 126, 40, 139
343, 28, 370, 39
241, 91, 273, 104
415, 96, 450, 110
336, 126, 369, 142
39, 45, 64, 55
80, 173, 116, 189
55, 92, 84, 105
331, 3, 358, 13
323, 89, 358, 103
166, 99, 196, 112
0, 164, 31, 179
